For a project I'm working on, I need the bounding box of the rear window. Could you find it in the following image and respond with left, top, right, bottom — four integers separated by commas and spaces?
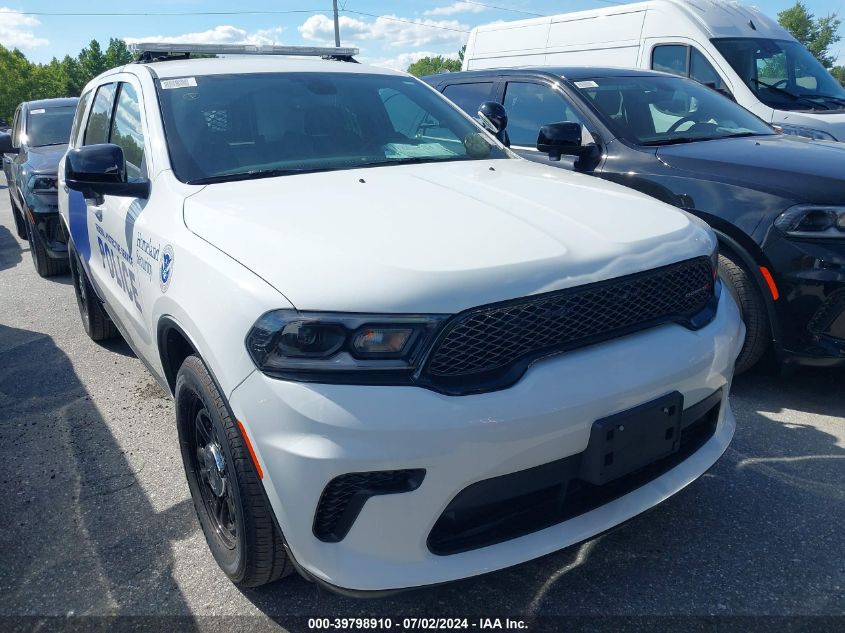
155, 72, 509, 184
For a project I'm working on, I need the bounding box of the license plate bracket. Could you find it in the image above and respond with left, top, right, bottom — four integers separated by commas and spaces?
579, 391, 684, 486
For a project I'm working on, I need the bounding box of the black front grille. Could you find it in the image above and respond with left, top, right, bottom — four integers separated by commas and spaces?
421, 257, 714, 393
314, 469, 425, 542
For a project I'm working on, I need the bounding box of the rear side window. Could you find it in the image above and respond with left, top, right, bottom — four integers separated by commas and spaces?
442, 82, 494, 116
69, 91, 92, 147
110, 83, 146, 180
84, 83, 117, 145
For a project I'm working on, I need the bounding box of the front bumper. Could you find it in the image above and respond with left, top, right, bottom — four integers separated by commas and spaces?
229, 290, 743, 591
762, 234, 845, 365
24, 190, 67, 257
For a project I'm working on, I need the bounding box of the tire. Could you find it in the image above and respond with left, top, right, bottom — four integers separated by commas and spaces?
176, 355, 292, 587
9, 194, 28, 240
25, 212, 68, 277
68, 241, 118, 341
718, 251, 771, 374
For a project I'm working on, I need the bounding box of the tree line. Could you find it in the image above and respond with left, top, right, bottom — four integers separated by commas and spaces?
0, 39, 133, 122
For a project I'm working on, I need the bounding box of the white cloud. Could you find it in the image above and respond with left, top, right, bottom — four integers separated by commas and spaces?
0, 7, 49, 48
367, 50, 460, 72
424, 2, 487, 16
124, 25, 284, 47
299, 13, 466, 49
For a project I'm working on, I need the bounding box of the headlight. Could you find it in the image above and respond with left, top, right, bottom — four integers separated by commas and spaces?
29, 174, 58, 193
775, 205, 845, 238
246, 310, 448, 382
772, 124, 837, 141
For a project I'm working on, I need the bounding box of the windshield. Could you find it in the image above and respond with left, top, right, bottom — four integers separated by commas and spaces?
156, 72, 508, 184
712, 38, 845, 111
570, 74, 775, 146
25, 106, 75, 147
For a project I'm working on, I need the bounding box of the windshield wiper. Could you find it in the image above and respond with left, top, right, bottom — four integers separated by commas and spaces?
356, 156, 465, 168
749, 79, 832, 109
641, 132, 762, 146
640, 137, 704, 146
187, 167, 331, 185
797, 93, 845, 108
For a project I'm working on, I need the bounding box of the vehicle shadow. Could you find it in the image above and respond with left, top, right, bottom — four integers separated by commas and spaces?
240, 365, 845, 627
0, 224, 22, 272
0, 324, 199, 625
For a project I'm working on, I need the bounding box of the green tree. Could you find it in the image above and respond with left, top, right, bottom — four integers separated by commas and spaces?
0, 39, 137, 120
0, 46, 32, 121
407, 54, 461, 77
778, 2, 841, 68
830, 65, 845, 85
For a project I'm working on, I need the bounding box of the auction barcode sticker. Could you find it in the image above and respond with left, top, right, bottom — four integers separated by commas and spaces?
160, 77, 198, 89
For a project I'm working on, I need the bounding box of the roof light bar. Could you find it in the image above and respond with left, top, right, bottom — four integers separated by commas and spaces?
128, 42, 359, 59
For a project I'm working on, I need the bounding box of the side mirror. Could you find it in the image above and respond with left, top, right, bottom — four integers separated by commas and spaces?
477, 101, 508, 134
0, 132, 19, 154
65, 144, 149, 199
537, 122, 595, 161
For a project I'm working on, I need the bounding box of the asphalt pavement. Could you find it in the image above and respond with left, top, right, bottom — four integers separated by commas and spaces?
0, 176, 843, 631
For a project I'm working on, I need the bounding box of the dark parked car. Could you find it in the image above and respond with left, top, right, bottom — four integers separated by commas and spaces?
1, 97, 78, 276
424, 67, 845, 372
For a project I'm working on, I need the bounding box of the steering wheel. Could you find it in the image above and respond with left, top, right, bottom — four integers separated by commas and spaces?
667, 116, 698, 134
770, 79, 789, 89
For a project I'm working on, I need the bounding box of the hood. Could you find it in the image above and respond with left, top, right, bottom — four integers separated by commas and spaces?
657, 135, 845, 205
24, 144, 68, 175
775, 109, 845, 139
184, 159, 714, 313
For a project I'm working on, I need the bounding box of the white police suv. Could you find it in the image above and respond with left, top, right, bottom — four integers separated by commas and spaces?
57, 44, 743, 594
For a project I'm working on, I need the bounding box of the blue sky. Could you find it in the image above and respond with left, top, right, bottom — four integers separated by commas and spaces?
2, 0, 844, 69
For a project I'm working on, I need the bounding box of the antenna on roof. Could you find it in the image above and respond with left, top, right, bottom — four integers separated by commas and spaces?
128, 43, 359, 64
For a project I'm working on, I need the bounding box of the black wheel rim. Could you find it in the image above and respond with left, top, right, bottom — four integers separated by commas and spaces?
188, 397, 238, 549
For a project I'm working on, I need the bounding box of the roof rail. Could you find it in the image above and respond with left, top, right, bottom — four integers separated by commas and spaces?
128, 43, 360, 63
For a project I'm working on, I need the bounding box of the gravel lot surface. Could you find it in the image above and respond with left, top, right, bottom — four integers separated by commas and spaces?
0, 176, 843, 631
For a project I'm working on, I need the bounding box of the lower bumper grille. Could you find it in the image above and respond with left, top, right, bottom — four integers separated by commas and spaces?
427, 390, 722, 556
314, 469, 425, 542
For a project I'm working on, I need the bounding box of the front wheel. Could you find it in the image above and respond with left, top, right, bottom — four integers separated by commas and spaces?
175, 355, 292, 587
10, 194, 28, 241
718, 251, 771, 374
25, 213, 68, 277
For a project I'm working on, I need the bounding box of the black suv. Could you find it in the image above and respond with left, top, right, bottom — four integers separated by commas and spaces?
1, 98, 78, 276
424, 67, 845, 372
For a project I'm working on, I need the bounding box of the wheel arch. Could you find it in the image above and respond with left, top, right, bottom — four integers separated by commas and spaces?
157, 316, 200, 395
691, 210, 783, 355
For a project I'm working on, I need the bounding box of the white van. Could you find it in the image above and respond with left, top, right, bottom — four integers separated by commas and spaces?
462, 0, 845, 141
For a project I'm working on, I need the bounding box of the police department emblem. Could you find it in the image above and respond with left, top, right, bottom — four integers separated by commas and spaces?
160, 245, 174, 293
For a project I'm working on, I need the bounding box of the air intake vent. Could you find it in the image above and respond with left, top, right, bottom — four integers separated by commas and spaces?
314, 469, 425, 542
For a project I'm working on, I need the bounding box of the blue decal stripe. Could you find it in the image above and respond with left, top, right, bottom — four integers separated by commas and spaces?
68, 190, 90, 262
